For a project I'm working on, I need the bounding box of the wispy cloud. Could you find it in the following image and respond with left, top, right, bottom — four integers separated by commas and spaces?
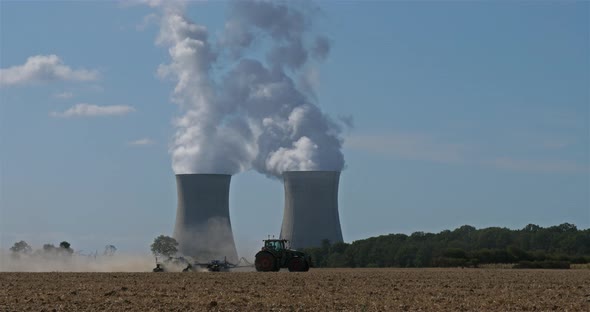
485, 157, 589, 174
129, 138, 155, 146
50, 103, 135, 118
0, 55, 98, 87
53, 91, 74, 99
345, 132, 588, 174
136, 13, 158, 31
121, 0, 169, 9
345, 133, 468, 164
538, 138, 574, 150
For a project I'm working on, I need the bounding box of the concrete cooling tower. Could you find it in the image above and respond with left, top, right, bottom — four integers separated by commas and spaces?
173, 174, 238, 263
280, 171, 343, 249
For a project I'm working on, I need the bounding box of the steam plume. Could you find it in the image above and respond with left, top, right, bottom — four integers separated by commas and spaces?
155, 1, 345, 178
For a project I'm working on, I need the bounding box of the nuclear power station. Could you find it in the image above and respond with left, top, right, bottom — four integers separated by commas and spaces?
280, 171, 343, 249
172, 171, 343, 260
173, 174, 239, 263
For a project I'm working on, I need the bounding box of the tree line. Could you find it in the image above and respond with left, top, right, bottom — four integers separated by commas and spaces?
302, 223, 590, 268
9, 240, 117, 258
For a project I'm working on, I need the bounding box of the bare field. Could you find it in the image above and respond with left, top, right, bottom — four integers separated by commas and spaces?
1, 269, 589, 311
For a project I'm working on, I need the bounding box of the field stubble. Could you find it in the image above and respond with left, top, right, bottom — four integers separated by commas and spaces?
1, 268, 589, 311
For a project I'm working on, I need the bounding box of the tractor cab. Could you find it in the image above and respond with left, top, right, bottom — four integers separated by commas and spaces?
263, 239, 287, 251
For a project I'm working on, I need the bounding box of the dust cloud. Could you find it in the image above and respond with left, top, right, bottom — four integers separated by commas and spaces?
0, 251, 154, 272
174, 217, 239, 264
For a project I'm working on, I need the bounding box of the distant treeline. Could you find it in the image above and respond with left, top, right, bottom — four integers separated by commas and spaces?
302, 223, 590, 268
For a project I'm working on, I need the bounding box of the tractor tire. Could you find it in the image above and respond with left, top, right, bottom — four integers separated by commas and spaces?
301, 261, 310, 272
288, 257, 309, 272
255, 251, 276, 272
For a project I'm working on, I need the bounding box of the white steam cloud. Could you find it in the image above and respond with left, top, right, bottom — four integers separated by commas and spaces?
154, 1, 345, 178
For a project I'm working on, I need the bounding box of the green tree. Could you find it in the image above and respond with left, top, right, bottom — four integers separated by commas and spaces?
414, 244, 433, 267
151, 235, 179, 257
326, 253, 348, 267
296, 223, 588, 268
508, 245, 531, 261
395, 246, 418, 267
443, 248, 467, 259
43, 243, 57, 253
330, 241, 349, 254
410, 231, 427, 241
59, 241, 74, 254
522, 224, 542, 232
10, 240, 32, 254
103, 245, 117, 256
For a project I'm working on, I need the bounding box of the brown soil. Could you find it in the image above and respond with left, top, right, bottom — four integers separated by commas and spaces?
1, 268, 589, 311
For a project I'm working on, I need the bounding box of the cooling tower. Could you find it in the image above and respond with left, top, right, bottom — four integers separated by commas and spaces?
173, 174, 238, 263
280, 171, 343, 249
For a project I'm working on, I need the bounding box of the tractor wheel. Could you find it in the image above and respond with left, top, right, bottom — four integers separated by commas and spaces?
301, 260, 310, 272
288, 257, 308, 272
255, 251, 276, 272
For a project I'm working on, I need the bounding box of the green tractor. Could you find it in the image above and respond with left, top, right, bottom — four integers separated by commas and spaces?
254, 239, 312, 272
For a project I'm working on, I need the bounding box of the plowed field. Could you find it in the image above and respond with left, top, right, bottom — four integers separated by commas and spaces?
1, 269, 589, 311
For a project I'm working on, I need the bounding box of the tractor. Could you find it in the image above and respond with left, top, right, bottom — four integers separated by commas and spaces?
254, 239, 312, 272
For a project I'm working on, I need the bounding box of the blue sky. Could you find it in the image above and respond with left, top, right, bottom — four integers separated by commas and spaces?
1, 1, 588, 256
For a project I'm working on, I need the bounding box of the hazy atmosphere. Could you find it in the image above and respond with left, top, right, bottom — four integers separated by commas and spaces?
1, 0, 588, 262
